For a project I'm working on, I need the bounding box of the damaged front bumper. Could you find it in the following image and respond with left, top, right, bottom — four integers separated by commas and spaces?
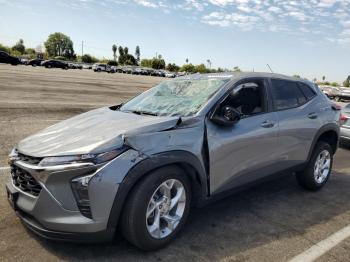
5, 149, 146, 242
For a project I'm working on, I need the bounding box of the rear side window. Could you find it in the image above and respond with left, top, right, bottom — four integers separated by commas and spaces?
299, 83, 316, 100
270, 79, 307, 110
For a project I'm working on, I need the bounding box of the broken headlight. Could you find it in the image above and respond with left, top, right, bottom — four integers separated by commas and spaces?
38, 147, 129, 167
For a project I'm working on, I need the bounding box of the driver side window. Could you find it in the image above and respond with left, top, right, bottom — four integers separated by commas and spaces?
222, 79, 267, 118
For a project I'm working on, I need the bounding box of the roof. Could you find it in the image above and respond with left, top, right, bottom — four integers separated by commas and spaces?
176, 72, 313, 85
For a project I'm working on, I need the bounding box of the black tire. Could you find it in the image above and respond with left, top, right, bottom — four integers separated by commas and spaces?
296, 141, 333, 191
121, 165, 191, 251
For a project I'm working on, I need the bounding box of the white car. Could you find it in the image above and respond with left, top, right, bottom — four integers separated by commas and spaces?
92, 63, 107, 72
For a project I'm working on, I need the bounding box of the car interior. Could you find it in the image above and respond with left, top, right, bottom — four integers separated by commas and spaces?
221, 80, 266, 118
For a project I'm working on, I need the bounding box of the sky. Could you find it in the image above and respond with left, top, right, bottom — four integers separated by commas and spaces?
0, 0, 349, 82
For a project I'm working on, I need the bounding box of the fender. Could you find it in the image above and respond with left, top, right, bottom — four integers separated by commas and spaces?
106, 150, 208, 229
307, 123, 340, 161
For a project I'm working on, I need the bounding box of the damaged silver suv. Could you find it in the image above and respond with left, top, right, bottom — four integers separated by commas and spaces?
6, 73, 341, 250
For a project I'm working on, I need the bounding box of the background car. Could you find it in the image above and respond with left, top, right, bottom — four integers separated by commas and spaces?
164, 70, 176, 78
340, 103, 350, 144
28, 58, 44, 67
92, 63, 107, 72
42, 60, 69, 69
0, 51, 21, 65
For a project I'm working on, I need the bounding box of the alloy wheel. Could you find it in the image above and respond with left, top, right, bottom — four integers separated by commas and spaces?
146, 179, 186, 239
314, 150, 331, 184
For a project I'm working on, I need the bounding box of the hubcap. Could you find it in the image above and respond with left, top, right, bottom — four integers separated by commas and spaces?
146, 179, 186, 239
314, 150, 331, 184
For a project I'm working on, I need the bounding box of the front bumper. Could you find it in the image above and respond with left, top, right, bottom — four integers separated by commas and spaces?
5, 149, 144, 242
6, 184, 113, 242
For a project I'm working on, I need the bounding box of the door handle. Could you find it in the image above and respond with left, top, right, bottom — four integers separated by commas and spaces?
261, 120, 275, 128
308, 112, 318, 119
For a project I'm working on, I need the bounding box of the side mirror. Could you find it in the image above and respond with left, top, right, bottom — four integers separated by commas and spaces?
211, 106, 241, 126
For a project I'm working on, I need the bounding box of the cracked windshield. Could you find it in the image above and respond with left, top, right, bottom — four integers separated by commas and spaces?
120, 78, 229, 117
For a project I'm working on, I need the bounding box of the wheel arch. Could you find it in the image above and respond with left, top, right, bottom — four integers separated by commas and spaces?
307, 124, 340, 161
106, 151, 208, 230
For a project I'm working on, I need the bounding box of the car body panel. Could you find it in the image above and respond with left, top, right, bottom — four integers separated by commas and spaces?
18, 107, 180, 157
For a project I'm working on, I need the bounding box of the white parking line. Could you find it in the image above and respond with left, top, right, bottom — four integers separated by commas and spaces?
0, 166, 10, 170
289, 224, 350, 262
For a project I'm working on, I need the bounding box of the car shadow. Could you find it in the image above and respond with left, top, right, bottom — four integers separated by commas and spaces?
30, 170, 350, 261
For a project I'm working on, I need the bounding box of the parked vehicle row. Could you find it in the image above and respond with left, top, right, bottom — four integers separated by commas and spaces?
319, 85, 350, 102
93, 63, 178, 78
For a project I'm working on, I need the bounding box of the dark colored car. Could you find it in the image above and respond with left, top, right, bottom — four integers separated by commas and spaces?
28, 59, 44, 67
42, 60, 69, 69
0, 51, 21, 65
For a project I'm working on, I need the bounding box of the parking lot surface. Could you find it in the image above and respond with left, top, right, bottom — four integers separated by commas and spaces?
0, 65, 350, 262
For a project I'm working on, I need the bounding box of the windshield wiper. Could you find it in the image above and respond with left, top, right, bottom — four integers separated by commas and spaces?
129, 110, 159, 116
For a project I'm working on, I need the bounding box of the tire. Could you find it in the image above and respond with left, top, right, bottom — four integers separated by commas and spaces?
296, 141, 333, 191
121, 165, 191, 251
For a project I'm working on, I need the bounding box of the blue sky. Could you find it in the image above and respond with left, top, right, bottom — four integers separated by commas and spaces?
0, 0, 349, 82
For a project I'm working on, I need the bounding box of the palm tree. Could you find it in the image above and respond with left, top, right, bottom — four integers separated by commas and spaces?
206, 59, 212, 69
112, 44, 117, 61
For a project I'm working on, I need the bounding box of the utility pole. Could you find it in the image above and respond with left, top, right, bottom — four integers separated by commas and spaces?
81, 41, 84, 57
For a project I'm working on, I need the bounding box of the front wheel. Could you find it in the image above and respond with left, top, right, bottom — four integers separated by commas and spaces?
121, 166, 191, 250
296, 141, 333, 191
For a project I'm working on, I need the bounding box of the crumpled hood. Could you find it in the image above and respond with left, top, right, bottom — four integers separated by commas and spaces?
18, 107, 180, 157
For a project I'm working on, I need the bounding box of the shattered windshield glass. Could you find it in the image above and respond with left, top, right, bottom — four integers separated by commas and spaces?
120, 78, 229, 117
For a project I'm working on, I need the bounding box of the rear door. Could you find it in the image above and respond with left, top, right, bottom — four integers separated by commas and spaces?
270, 79, 322, 169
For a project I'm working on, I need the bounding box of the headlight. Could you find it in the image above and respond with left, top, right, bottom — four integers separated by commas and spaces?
38, 147, 129, 167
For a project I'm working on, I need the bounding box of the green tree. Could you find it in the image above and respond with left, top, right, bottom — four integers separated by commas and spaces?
25, 48, 36, 55
293, 75, 301, 78
181, 63, 195, 73
107, 60, 118, 66
0, 43, 11, 53
141, 59, 152, 68
135, 46, 140, 64
151, 58, 165, 69
166, 63, 180, 72
330, 82, 339, 87
112, 44, 117, 61
233, 66, 241, 72
118, 46, 125, 57
124, 47, 129, 55
81, 54, 98, 63
194, 64, 208, 73
185, 58, 189, 64
343, 78, 350, 88
44, 32, 75, 59
12, 39, 25, 54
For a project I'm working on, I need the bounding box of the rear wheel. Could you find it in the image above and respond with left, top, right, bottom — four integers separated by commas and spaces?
296, 141, 333, 191
121, 166, 191, 250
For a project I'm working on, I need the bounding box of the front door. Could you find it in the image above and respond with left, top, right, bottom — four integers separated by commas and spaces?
206, 78, 280, 194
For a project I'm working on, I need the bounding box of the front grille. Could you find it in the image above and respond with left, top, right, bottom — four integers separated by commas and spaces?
11, 165, 42, 197
17, 153, 43, 165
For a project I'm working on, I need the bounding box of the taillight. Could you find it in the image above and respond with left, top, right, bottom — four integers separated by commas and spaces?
340, 114, 348, 126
